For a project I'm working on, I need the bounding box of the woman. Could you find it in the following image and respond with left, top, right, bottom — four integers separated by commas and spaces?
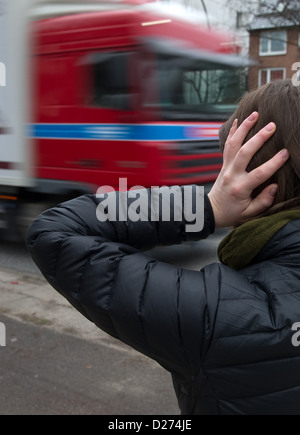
26, 79, 300, 415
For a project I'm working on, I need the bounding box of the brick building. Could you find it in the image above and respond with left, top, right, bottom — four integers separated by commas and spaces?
248, 1, 300, 90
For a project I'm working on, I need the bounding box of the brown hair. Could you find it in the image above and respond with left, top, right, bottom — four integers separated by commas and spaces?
219, 79, 300, 216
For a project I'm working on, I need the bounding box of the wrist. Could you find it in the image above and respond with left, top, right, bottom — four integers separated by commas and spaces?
204, 194, 216, 234
207, 192, 224, 229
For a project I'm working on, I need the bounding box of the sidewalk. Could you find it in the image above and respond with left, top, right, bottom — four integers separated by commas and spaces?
0, 266, 103, 343
0, 266, 179, 415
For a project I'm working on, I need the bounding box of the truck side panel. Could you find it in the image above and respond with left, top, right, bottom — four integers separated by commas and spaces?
0, 0, 33, 188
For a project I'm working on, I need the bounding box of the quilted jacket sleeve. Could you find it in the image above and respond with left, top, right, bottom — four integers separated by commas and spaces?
26, 187, 221, 379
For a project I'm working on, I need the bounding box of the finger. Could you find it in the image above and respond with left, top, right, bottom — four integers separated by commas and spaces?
246, 148, 289, 191
232, 121, 277, 173
222, 119, 237, 161
243, 184, 278, 218
223, 112, 259, 164
226, 119, 238, 142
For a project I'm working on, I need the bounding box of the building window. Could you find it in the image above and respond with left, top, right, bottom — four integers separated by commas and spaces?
259, 68, 286, 86
236, 11, 252, 29
259, 30, 287, 56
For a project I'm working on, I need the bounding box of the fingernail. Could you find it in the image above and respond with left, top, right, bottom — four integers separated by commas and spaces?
270, 187, 278, 197
248, 112, 258, 121
281, 149, 289, 159
265, 122, 276, 131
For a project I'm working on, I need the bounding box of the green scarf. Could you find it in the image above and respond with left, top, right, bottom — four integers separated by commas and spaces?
218, 210, 300, 271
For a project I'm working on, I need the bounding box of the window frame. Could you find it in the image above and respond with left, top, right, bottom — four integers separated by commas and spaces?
259, 30, 287, 56
80, 50, 133, 111
258, 67, 286, 86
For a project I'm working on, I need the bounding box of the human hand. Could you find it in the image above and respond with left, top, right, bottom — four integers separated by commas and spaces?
208, 112, 290, 228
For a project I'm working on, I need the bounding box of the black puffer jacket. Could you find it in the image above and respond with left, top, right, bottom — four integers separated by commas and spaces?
26, 188, 300, 415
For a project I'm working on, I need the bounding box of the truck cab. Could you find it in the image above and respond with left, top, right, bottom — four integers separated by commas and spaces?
0, 1, 247, 239
31, 3, 246, 192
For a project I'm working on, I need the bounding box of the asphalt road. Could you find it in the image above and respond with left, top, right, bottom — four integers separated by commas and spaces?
0, 229, 228, 416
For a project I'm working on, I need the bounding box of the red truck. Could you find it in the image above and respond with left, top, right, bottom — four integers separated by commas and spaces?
1, 1, 246, 238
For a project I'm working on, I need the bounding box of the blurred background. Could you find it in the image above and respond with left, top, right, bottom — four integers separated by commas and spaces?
0, 0, 299, 241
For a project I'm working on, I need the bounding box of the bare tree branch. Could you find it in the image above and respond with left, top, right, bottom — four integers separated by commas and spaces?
257, 0, 300, 26
199, 0, 210, 27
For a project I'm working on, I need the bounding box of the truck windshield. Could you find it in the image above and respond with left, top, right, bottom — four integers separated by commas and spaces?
145, 54, 247, 121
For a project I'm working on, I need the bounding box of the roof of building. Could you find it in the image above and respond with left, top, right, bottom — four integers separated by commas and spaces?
249, 0, 300, 30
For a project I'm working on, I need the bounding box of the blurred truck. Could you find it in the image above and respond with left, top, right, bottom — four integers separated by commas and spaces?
0, 0, 247, 239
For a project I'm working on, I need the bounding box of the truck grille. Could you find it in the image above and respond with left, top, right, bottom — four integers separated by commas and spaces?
163, 140, 223, 185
